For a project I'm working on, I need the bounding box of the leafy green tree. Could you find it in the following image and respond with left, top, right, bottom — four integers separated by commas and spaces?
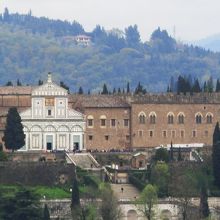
154, 148, 169, 163
0, 188, 42, 220
151, 162, 169, 197
3, 107, 25, 152
125, 25, 140, 48
43, 204, 50, 220
199, 185, 210, 219
136, 184, 158, 220
212, 122, 220, 188
100, 186, 121, 220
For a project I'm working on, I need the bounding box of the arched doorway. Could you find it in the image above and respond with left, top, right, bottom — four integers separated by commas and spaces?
160, 209, 172, 220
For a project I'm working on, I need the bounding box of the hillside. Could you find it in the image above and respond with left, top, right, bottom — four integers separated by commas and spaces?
193, 34, 220, 52
1, 10, 220, 92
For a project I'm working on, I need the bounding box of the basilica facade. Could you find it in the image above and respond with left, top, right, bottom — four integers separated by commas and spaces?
19, 74, 85, 151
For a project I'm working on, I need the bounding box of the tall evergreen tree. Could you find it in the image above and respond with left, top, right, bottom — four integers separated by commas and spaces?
125, 25, 140, 48
71, 178, 80, 208
212, 122, 220, 188
126, 82, 130, 94
170, 141, 174, 161
17, 79, 22, 86
177, 147, 182, 161
78, 86, 83, 94
38, 80, 43, 85
199, 185, 210, 219
43, 204, 50, 220
216, 79, 220, 92
3, 107, 25, 152
192, 78, 201, 93
5, 81, 13, 86
101, 83, 108, 94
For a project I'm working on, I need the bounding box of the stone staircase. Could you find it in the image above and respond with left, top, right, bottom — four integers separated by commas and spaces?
111, 183, 140, 201
66, 153, 100, 169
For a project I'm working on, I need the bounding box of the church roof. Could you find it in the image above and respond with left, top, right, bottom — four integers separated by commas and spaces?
32, 73, 67, 97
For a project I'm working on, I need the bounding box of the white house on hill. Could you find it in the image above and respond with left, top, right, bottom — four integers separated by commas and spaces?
20, 73, 85, 151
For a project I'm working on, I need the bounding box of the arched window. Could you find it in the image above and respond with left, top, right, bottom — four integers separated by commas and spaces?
195, 113, 202, 124
100, 115, 107, 127
167, 112, 174, 124
178, 113, 185, 124
149, 112, 156, 124
87, 115, 94, 127
138, 112, 146, 124
206, 113, 213, 124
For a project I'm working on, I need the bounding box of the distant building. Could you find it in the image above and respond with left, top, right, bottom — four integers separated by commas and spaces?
74, 35, 91, 46
19, 73, 85, 151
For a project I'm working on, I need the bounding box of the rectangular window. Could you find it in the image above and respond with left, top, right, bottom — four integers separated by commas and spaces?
149, 130, 153, 137
124, 119, 129, 127
100, 119, 106, 127
111, 119, 116, 127
88, 119, 93, 127
192, 130, 196, 138
171, 130, 176, 138
163, 130, 167, 138
138, 130, 143, 137
105, 135, 109, 141
180, 130, 185, 138
88, 135, 93, 141
126, 135, 130, 141
205, 130, 208, 137
48, 109, 52, 116
45, 98, 54, 106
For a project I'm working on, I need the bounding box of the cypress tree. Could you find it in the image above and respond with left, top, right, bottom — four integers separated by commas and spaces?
170, 141, 174, 161
199, 185, 210, 219
177, 147, 182, 161
101, 83, 108, 94
192, 78, 201, 93
216, 79, 220, 92
113, 88, 116, 94
71, 178, 80, 208
38, 80, 43, 85
212, 122, 220, 188
78, 86, 83, 94
126, 82, 130, 93
43, 204, 50, 220
118, 88, 121, 94
3, 107, 25, 152
17, 79, 22, 86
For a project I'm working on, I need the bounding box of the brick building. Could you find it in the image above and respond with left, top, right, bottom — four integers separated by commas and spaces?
0, 84, 219, 151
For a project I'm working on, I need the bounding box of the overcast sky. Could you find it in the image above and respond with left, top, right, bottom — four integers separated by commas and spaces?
0, 0, 219, 41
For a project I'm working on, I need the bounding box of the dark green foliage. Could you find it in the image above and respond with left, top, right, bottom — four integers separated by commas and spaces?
60, 81, 69, 93
0, 188, 43, 220
38, 80, 43, 85
16, 79, 22, 86
78, 86, 83, 94
212, 122, 220, 188
71, 178, 80, 208
125, 25, 140, 48
178, 147, 182, 161
154, 148, 169, 163
5, 81, 13, 86
134, 82, 147, 95
126, 82, 130, 93
3, 107, 25, 151
129, 174, 145, 190
0, 11, 219, 92
192, 78, 201, 93
101, 83, 108, 94
216, 79, 220, 92
199, 186, 210, 219
169, 141, 174, 161
43, 204, 50, 220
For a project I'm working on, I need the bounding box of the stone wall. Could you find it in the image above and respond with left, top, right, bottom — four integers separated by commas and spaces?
0, 161, 75, 186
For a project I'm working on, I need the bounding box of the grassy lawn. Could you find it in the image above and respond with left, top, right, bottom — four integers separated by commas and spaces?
0, 184, 71, 199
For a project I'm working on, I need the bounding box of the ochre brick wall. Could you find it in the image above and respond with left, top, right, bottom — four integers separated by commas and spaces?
84, 107, 131, 150
131, 103, 220, 148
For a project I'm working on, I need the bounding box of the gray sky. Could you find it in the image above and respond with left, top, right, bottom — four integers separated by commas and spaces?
0, 0, 219, 41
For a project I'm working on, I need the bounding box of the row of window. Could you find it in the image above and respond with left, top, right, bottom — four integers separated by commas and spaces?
87, 118, 129, 128
88, 134, 130, 141
137, 129, 209, 138
139, 112, 213, 125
